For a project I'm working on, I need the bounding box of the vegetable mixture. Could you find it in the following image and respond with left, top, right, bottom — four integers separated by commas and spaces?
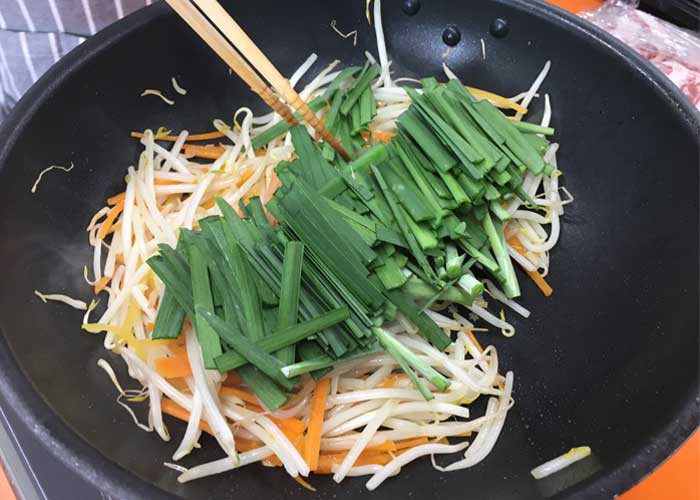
77, 1, 572, 491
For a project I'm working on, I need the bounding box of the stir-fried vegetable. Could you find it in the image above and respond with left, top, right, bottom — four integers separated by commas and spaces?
67, 0, 575, 490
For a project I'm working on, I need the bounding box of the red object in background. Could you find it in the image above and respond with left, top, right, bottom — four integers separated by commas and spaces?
622, 431, 700, 500
547, 0, 604, 12
0, 465, 14, 500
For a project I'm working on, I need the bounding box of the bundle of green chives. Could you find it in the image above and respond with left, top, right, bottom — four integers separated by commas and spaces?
146, 67, 555, 404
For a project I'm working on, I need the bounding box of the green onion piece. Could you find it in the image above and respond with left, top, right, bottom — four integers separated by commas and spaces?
297, 340, 334, 380
322, 66, 363, 99
188, 245, 222, 369
198, 307, 295, 390
511, 120, 555, 136
402, 275, 473, 306
373, 327, 450, 395
151, 241, 187, 340
214, 306, 349, 371
458, 273, 484, 297
400, 206, 438, 250
490, 200, 511, 221
483, 212, 520, 298
151, 290, 185, 339
275, 241, 304, 365
250, 96, 326, 150
342, 143, 389, 178
397, 109, 456, 172
372, 166, 437, 284
340, 64, 380, 116
383, 289, 451, 350
445, 243, 464, 279
236, 366, 288, 411
281, 343, 382, 378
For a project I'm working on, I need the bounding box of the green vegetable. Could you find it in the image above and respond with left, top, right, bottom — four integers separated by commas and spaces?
214, 306, 350, 372
275, 241, 305, 365
188, 245, 222, 369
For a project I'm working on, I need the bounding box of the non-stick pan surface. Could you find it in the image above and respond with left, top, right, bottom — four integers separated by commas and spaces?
0, 1, 696, 499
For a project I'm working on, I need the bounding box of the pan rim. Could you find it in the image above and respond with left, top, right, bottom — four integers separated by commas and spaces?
0, 1, 696, 499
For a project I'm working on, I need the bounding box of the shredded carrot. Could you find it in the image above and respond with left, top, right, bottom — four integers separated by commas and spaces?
201, 198, 217, 210
506, 235, 553, 297
107, 192, 125, 206
395, 436, 430, 450
145, 322, 155, 331
293, 476, 317, 491
131, 130, 226, 142
93, 276, 111, 295
154, 178, 183, 185
526, 269, 553, 297
219, 386, 259, 405
235, 437, 265, 452
183, 144, 226, 159
315, 450, 393, 474
161, 398, 213, 434
365, 440, 397, 452
223, 371, 243, 386
97, 200, 124, 239
271, 417, 306, 436
236, 168, 253, 187
304, 378, 330, 471
264, 427, 305, 467
116, 253, 125, 265
379, 373, 408, 388
506, 235, 526, 255
155, 355, 192, 379
372, 129, 396, 143
364, 438, 429, 453
467, 86, 528, 114
463, 329, 484, 353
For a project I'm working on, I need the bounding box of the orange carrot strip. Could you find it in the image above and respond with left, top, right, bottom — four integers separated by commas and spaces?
506, 235, 526, 254
97, 200, 124, 239
93, 276, 111, 295
372, 130, 395, 143
219, 386, 259, 405
235, 438, 265, 452
526, 269, 553, 297
146, 322, 155, 331
304, 378, 330, 471
464, 329, 484, 353
271, 417, 306, 436
183, 144, 226, 159
506, 236, 553, 296
223, 371, 243, 386
131, 130, 225, 142
379, 373, 408, 388
394, 436, 429, 450
236, 169, 253, 187
161, 398, 213, 434
293, 476, 317, 491
155, 356, 192, 379
314, 451, 393, 474
365, 440, 397, 452
107, 192, 125, 206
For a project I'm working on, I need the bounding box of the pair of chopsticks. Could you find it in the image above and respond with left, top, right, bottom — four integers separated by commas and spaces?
165, 0, 350, 160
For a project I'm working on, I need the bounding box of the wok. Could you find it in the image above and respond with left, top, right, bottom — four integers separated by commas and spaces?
0, 0, 696, 499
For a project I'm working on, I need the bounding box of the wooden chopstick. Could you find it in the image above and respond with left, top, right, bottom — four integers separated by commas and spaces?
189, 0, 351, 160
165, 0, 297, 126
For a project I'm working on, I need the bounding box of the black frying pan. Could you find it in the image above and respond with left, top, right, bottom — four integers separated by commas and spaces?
0, 1, 697, 499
